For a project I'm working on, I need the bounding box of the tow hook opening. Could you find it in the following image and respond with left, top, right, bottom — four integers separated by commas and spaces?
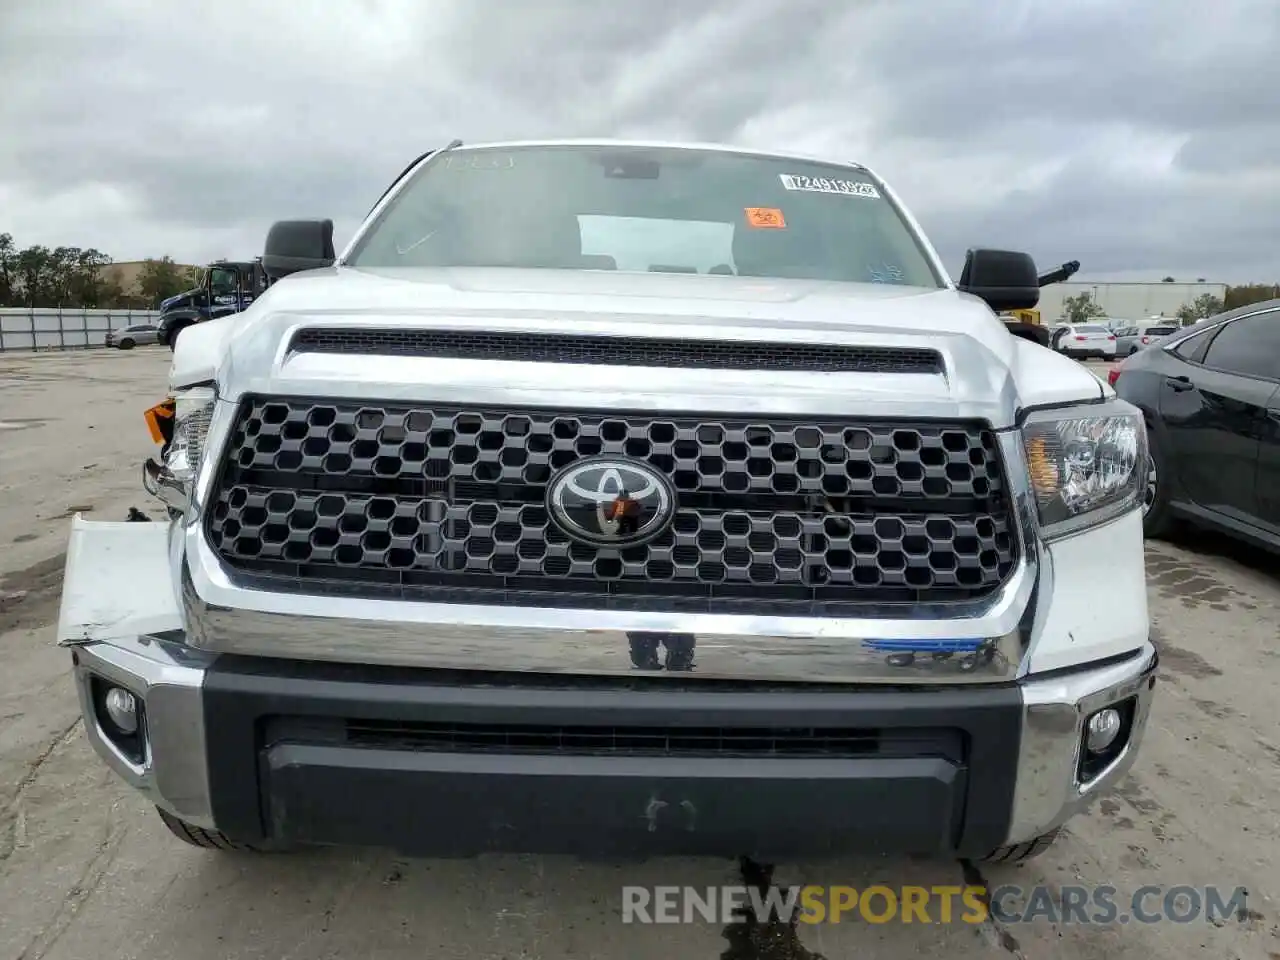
89, 675, 148, 766
1077, 696, 1137, 783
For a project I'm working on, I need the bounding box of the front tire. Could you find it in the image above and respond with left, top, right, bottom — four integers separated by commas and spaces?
156, 806, 292, 852
119, 337, 135, 350
1142, 426, 1177, 539
979, 827, 1061, 865
164, 322, 190, 352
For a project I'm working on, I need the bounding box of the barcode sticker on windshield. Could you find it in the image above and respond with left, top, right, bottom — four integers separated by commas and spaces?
442, 154, 515, 170
779, 174, 880, 198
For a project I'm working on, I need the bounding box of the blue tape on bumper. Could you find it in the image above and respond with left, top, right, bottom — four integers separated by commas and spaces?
862, 639, 985, 654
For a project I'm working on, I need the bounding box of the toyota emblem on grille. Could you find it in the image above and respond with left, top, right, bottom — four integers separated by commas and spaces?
547, 456, 675, 547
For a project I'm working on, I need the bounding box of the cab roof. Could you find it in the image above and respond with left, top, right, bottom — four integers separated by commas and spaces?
441, 138, 873, 175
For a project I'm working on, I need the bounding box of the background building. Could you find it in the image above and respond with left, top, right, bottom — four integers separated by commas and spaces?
1035, 281, 1228, 324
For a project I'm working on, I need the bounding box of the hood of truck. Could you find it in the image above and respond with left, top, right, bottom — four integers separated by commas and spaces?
171, 266, 1105, 426
159, 287, 205, 314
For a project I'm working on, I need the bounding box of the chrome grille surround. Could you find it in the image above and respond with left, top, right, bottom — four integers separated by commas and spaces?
205, 396, 1018, 614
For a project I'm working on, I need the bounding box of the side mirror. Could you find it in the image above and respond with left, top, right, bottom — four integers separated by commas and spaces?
957, 248, 1039, 312
262, 219, 336, 280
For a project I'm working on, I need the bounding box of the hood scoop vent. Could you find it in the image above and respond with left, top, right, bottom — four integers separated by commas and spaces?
289, 328, 944, 374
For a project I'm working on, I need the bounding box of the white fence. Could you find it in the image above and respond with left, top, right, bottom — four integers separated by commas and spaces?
0, 307, 163, 352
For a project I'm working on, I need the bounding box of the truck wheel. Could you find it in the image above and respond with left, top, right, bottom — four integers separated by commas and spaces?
118, 337, 135, 350
979, 826, 1061, 865
156, 806, 291, 852
165, 323, 190, 351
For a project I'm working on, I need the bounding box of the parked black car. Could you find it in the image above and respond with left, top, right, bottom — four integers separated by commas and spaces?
1109, 299, 1280, 552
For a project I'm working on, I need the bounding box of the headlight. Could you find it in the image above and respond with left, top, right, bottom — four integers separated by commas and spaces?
142, 385, 216, 515
167, 386, 217, 484
1021, 400, 1147, 538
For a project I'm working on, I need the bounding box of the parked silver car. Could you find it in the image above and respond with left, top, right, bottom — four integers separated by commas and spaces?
1114, 322, 1179, 357
105, 324, 160, 350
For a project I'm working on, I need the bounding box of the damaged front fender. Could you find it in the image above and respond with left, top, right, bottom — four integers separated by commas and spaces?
57, 514, 183, 645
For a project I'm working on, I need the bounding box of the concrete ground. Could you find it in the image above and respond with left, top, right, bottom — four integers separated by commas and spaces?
1, 348, 1277, 960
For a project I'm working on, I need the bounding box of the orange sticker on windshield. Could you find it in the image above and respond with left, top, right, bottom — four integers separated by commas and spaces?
745, 207, 786, 229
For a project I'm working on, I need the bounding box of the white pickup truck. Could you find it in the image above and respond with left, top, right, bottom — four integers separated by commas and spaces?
56, 139, 1156, 862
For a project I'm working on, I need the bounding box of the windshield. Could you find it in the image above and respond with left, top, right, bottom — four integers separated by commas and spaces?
1146, 326, 1177, 335
346, 144, 943, 287
1076, 325, 1109, 333
209, 266, 238, 295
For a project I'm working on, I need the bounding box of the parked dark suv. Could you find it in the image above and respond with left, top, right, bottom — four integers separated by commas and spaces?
1110, 299, 1280, 552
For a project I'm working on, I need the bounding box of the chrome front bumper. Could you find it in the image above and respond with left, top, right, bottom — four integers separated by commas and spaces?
71, 633, 217, 829
58, 502, 1157, 847
68, 624, 1157, 846
1006, 641, 1158, 844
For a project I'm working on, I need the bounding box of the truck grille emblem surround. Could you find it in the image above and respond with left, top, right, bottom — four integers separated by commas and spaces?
547, 457, 675, 547
205, 397, 1019, 614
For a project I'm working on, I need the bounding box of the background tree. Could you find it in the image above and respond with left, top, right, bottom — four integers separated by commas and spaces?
1161, 276, 1175, 282
0, 242, 121, 307
15, 245, 56, 306
1062, 291, 1106, 324
0, 232, 16, 305
136, 256, 193, 306
1175, 293, 1225, 325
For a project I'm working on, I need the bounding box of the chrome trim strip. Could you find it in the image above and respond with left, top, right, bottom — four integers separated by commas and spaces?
1158, 303, 1277, 354
71, 634, 216, 829
177, 428, 1042, 684
1005, 640, 1158, 845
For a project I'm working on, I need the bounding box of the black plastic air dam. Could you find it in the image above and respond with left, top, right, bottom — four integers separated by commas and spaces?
203, 655, 1023, 858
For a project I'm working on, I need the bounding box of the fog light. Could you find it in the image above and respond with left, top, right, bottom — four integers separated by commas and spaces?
104, 687, 139, 735
1085, 707, 1121, 754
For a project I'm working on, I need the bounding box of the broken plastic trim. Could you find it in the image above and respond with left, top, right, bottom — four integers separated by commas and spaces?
142, 458, 188, 515
144, 399, 176, 447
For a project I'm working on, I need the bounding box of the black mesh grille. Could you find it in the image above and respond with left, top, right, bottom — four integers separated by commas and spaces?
288, 328, 945, 374
206, 397, 1018, 614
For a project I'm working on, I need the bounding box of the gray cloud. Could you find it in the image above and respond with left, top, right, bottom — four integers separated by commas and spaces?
1, 0, 1276, 282
1174, 123, 1280, 174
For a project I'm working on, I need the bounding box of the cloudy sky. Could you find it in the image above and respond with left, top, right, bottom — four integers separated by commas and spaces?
2, 0, 1277, 282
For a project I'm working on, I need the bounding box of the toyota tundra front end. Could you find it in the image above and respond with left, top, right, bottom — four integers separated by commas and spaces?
56, 139, 1156, 862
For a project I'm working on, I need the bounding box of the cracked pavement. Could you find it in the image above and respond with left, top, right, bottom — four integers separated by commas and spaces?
1, 349, 1278, 959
